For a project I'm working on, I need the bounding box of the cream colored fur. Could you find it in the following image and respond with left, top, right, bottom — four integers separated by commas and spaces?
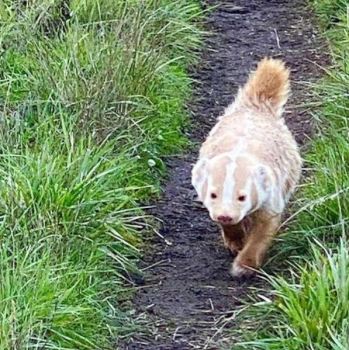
191, 57, 302, 278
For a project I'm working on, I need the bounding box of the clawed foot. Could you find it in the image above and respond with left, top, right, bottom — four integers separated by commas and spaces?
230, 258, 257, 279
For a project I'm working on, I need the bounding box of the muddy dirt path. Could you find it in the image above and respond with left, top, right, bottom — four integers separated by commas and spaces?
120, 1, 325, 349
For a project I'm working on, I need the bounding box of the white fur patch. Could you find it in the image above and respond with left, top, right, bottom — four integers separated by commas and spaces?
191, 158, 207, 201
265, 168, 285, 214
204, 168, 215, 208
222, 160, 236, 206
231, 260, 255, 277
241, 176, 253, 216
220, 139, 247, 210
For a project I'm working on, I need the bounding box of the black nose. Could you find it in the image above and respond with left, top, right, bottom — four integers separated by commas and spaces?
217, 215, 232, 223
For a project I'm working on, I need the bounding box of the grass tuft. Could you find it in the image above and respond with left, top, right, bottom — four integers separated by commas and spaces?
0, 0, 203, 348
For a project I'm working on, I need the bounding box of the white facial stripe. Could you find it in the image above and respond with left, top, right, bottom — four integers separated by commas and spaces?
253, 174, 264, 209
271, 168, 285, 213
196, 176, 208, 201
204, 170, 215, 207
255, 167, 285, 214
241, 176, 252, 216
249, 178, 259, 212
192, 159, 208, 200
222, 139, 246, 207
222, 160, 236, 206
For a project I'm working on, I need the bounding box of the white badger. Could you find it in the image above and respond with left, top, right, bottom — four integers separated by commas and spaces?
191, 58, 302, 278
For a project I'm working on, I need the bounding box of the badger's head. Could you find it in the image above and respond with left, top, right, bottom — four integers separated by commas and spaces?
191, 153, 272, 225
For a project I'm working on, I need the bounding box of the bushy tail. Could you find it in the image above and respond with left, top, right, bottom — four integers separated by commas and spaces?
235, 57, 290, 118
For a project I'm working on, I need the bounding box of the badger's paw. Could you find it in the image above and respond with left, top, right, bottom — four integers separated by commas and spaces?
230, 259, 256, 279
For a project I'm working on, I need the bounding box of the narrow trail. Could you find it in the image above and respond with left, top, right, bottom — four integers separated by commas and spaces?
121, 1, 325, 349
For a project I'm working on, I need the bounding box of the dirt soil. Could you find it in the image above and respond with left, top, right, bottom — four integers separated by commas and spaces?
120, 1, 326, 349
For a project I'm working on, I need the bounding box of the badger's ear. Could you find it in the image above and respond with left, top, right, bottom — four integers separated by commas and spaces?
254, 164, 271, 191
191, 159, 208, 201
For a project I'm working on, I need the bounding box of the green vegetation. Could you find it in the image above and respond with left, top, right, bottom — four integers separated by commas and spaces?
235, 1, 349, 349
0, 1, 202, 348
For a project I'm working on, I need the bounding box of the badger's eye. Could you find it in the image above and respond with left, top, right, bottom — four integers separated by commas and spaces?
238, 195, 246, 202
211, 193, 217, 199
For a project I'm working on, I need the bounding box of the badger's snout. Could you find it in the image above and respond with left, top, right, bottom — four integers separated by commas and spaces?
217, 215, 233, 224
214, 213, 241, 225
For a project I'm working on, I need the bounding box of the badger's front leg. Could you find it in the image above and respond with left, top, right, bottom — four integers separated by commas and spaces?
221, 223, 246, 256
231, 210, 281, 278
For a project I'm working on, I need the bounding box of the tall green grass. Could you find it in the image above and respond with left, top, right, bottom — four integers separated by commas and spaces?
0, 0, 202, 348
234, 1, 349, 349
